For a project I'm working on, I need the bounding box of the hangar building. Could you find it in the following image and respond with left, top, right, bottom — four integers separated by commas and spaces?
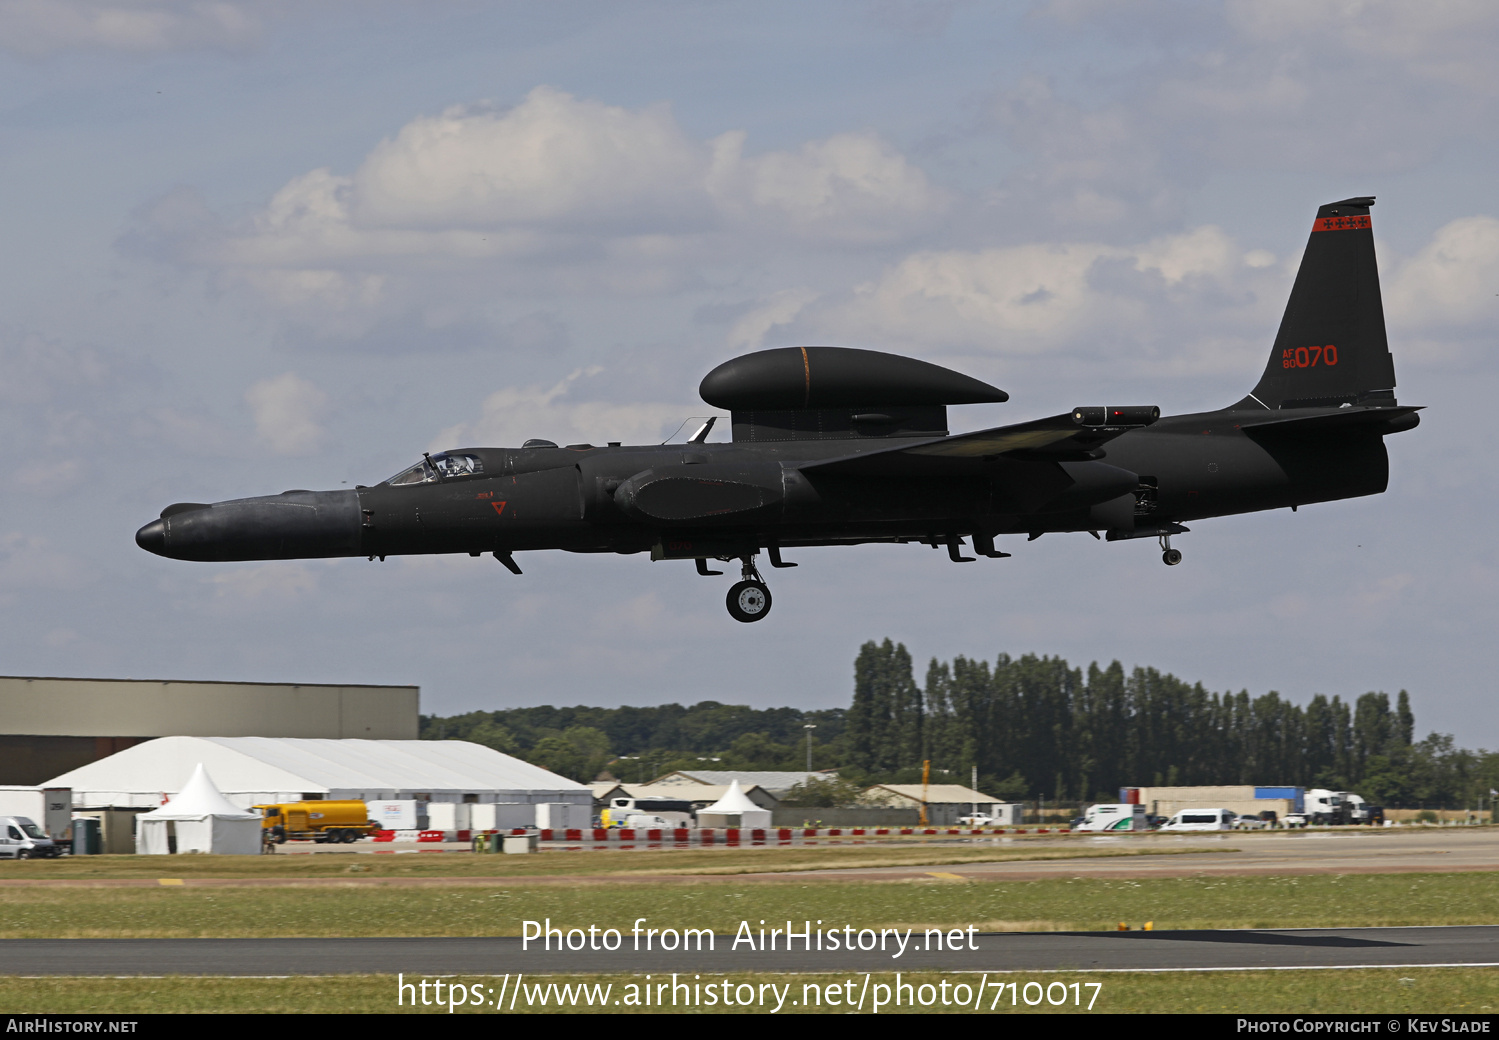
45, 735, 590, 811
0, 675, 418, 784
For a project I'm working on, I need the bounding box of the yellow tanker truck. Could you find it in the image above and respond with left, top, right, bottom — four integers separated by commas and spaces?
252, 801, 381, 843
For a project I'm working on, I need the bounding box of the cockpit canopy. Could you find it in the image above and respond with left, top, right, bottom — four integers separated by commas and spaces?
385, 452, 484, 486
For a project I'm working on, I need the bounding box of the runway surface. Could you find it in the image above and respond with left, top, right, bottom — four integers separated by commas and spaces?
764, 828, 1499, 883
4, 926, 1497, 975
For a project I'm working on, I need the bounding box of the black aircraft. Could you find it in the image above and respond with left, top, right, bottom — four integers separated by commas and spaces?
136, 197, 1419, 622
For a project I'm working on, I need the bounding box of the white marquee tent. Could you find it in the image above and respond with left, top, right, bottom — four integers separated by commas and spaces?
48, 736, 591, 810
135, 763, 262, 855
696, 779, 773, 828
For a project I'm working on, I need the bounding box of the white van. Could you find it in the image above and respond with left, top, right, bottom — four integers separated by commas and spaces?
1075, 803, 1148, 832
0, 816, 63, 858
1160, 808, 1235, 832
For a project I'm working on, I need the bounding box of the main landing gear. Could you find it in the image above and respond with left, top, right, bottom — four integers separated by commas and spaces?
726, 555, 772, 623
700, 551, 788, 622
1160, 531, 1182, 566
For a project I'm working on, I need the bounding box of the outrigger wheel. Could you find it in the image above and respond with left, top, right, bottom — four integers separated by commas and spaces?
725, 553, 772, 622
1159, 531, 1182, 567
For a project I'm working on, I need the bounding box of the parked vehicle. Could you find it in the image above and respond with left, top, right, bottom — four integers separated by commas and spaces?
1282, 812, 1309, 828
0, 788, 72, 841
0, 816, 63, 858
1160, 808, 1235, 832
960, 813, 1000, 826
600, 799, 695, 829
252, 801, 381, 843
1075, 803, 1149, 832
1305, 789, 1380, 825
1232, 812, 1268, 830
617, 814, 680, 829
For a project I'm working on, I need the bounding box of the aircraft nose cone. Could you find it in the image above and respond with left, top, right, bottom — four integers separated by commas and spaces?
135, 519, 167, 555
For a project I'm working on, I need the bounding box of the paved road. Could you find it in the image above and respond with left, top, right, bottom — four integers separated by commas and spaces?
758, 828, 1499, 883
4, 926, 1497, 975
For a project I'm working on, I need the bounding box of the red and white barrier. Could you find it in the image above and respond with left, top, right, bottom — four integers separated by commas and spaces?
471, 825, 1066, 847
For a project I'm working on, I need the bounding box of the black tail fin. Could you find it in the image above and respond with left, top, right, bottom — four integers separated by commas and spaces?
1236, 197, 1397, 411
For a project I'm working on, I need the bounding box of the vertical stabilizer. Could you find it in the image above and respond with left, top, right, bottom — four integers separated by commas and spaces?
1238, 197, 1397, 410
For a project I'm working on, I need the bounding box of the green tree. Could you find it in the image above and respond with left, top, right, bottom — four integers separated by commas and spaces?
848, 639, 920, 772
527, 726, 611, 782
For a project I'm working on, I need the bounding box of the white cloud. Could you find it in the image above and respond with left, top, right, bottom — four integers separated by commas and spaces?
434, 369, 696, 450
0, 0, 262, 56
1225, 0, 1499, 92
353, 89, 710, 232
1386, 216, 1499, 329
708, 129, 946, 242
996, 3, 1499, 234
797, 225, 1283, 377
148, 88, 945, 332
726, 288, 821, 351
244, 372, 328, 456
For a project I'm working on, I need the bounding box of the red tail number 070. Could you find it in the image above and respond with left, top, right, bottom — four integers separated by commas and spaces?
1283, 344, 1338, 369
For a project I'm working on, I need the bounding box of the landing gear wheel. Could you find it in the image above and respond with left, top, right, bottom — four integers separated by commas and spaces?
1162, 548, 1182, 566
726, 580, 772, 622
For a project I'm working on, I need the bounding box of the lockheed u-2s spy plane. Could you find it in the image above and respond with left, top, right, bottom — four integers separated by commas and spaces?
136, 198, 1419, 622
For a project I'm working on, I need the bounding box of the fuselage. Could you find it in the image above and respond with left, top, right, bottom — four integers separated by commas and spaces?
133, 404, 1402, 565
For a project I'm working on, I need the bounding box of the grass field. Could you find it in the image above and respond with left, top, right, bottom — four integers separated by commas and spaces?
6, 840, 1498, 1014
2, 968, 1496, 1014
4, 871, 1499, 938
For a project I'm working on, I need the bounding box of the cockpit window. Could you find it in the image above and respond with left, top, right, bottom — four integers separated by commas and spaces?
385, 452, 484, 486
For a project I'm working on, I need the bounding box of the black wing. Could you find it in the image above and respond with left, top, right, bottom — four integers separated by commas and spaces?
800, 408, 1158, 476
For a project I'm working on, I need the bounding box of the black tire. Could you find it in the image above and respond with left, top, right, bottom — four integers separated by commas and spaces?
271, 825, 287, 845
1163, 548, 1182, 566
341, 830, 358, 844
15, 849, 29, 860
726, 580, 771, 622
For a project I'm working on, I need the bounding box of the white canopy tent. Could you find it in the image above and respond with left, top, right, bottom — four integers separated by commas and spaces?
135, 763, 263, 855
47, 736, 590, 810
696, 779, 773, 829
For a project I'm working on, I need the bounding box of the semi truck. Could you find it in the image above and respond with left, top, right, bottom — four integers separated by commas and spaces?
252, 800, 381, 843
1305, 789, 1383, 825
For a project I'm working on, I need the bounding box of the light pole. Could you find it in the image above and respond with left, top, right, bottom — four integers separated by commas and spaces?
804, 724, 816, 778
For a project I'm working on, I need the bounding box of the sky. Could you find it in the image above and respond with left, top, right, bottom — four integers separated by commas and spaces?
1, 0, 1496, 745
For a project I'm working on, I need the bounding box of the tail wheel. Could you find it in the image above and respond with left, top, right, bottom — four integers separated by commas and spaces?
1162, 548, 1182, 566
726, 580, 772, 622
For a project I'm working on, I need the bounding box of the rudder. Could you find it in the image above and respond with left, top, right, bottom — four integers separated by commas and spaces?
1238, 197, 1397, 410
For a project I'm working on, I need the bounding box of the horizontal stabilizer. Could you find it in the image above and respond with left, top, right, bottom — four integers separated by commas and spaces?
1239, 405, 1421, 437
